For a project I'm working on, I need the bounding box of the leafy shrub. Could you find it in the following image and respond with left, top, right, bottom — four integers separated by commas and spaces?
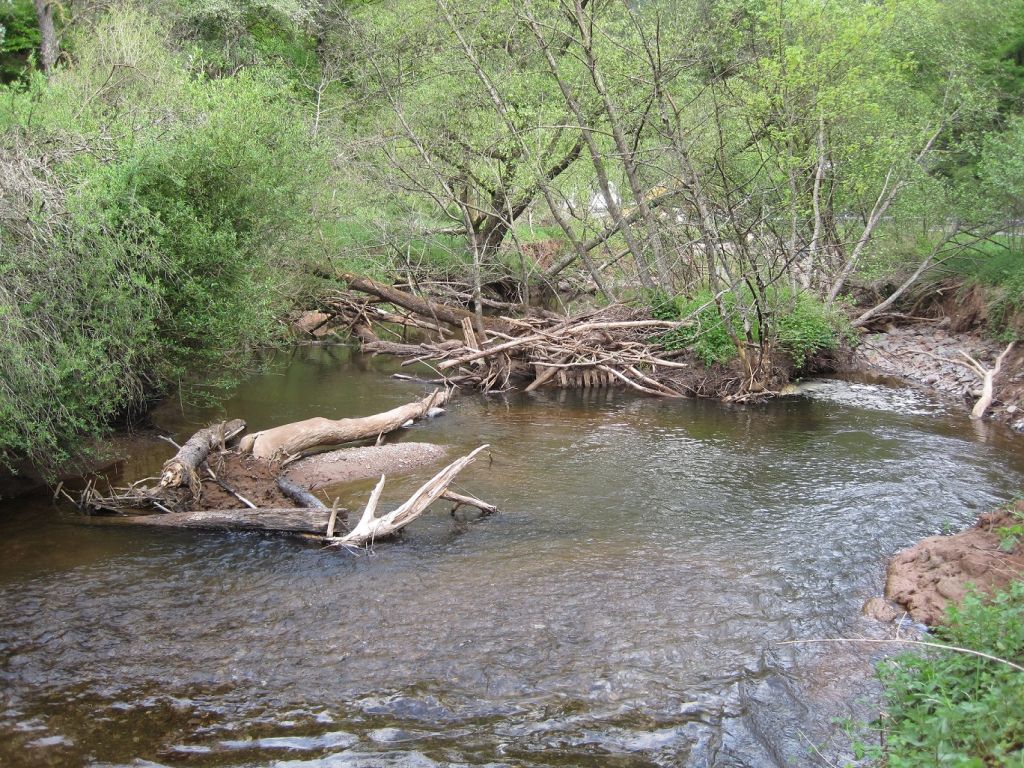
775, 293, 850, 367
0, 8, 329, 473
650, 289, 740, 366
649, 289, 848, 369
861, 581, 1024, 766
75, 70, 325, 381
0, 152, 162, 471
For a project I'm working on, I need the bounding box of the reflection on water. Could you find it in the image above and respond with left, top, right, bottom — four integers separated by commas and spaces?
1, 346, 1021, 767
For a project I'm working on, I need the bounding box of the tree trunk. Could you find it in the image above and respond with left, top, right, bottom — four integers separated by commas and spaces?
159, 420, 247, 493
33, 0, 59, 73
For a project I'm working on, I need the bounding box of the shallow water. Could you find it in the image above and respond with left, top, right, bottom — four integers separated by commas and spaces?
1, 346, 1022, 767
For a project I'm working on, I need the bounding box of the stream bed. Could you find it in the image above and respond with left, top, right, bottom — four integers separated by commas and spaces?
1, 346, 1022, 767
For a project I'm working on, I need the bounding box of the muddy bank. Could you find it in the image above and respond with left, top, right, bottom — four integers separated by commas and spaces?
854, 323, 1024, 427
870, 504, 1024, 625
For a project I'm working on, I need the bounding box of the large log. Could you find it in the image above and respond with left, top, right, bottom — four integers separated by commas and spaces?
159, 419, 246, 492
239, 390, 450, 461
86, 507, 340, 535
342, 273, 512, 334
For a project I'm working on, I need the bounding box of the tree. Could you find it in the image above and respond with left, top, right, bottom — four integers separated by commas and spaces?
32, 0, 58, 71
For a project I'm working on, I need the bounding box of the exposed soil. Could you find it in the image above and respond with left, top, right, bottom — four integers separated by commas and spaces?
283, 442, 448, 490
182, 443, 450, 511
199, 452, 292, 510
873, 504, 1024, 625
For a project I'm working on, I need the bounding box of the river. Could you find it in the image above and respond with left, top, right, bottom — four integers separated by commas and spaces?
1, 346, 1021, 767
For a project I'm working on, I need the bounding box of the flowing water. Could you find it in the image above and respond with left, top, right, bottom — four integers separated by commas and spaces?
1, 346, 1022, 768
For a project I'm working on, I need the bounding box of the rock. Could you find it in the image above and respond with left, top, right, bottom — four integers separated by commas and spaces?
862, 596, 901, 622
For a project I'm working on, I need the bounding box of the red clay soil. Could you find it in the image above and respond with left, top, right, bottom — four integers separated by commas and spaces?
882, 504, 1024, 625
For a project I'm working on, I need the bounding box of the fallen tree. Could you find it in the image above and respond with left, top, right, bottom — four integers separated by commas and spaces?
85, 447, 494, 543
82, 406, 496, 547
239, 389, 450, 461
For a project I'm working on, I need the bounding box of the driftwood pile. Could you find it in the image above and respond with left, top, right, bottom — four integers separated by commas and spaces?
316, 274, 727, 398
82, 392, 495, 549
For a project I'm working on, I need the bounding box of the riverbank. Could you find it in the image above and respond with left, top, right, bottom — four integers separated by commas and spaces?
853, 321, 1024, 428
865, 503, 1024, 625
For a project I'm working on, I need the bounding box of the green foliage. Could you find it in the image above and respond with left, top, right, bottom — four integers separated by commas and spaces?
0, 0, 39, 81
0, 3, 329, 472
861, 581, 1024, 766
649, 290, 741, 367
649, 289, 849, 369
996, 504, 1024, 553
775, 293, 850, 367
75, 71, 325, 380
175, 0, 318, 77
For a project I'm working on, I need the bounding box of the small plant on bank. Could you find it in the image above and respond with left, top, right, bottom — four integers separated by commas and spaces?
996, 503, 1024, 554
647, 289, 851, 370
775, 293, 852, 368
856, 580, 1024, 766
649, 289, 741, 366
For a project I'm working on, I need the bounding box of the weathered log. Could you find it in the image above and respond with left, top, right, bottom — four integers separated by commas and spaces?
276, 476, 326, 509
962, 341, 1015, 419
332, 445, 489, 547
283, 442, 448, 489
239, 390, 450, 461
159, 419, 246, 492
342, 273, 512, 333
86, 507, 342, 536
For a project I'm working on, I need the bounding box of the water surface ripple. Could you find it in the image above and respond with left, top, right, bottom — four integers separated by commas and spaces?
1, 347, 1021, 767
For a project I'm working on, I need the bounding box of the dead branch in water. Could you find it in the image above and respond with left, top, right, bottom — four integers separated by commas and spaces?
960, 342, 1015, 420
330, 445, 490, 547
322, 279, 725, 398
